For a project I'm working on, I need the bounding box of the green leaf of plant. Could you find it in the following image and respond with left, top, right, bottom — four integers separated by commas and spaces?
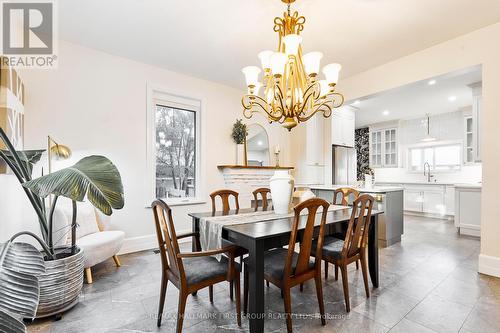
0, 242, 45, 322
22, 155, 124, 215
0, 309, 26, 333
1, 149, 45, 177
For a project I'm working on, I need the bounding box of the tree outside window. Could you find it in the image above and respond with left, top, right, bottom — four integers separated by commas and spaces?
155, 105, 196, 198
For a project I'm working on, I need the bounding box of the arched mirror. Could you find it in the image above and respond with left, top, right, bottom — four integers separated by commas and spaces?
246, 124, 270, 166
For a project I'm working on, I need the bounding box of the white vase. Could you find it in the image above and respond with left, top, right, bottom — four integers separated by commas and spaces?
270, 170, 295, 214
236, 144, 245, 165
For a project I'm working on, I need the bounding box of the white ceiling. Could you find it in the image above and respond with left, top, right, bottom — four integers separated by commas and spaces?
58, 0, 500, 89
353, 66, 482, 128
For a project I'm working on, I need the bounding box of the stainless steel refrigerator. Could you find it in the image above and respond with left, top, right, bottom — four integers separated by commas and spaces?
332, 145, 357, 185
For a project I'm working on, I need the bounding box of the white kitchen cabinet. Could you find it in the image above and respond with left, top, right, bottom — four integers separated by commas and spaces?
331, 106, 355, 147
464, 116, 474, 164
391, 183, 451, 217
470, 82, 482, 162
370, 127, 398, 168
378, 182, 457, 217
455, 185, 481, 237
306, 113, 325, 166
445, 186, 455, 215
423, 190, 445, 215
404, 189, 423, 212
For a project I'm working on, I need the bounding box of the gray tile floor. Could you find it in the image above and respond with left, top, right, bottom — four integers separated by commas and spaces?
28, 215, 500, 333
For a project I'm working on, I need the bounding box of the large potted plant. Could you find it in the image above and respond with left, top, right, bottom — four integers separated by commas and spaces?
231, 119, 248, 166
0, 127, 124, 317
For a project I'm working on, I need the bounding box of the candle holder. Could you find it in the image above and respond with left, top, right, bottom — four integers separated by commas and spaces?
275, 151, 280, 167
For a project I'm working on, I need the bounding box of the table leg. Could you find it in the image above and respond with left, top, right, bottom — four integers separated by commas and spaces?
191, 217, 200, 252
248, 240, 265, 333
191, 217, 201, 297
368, 214, 379, 288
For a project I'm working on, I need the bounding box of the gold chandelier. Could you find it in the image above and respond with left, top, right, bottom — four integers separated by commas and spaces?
241, 0, 344, 131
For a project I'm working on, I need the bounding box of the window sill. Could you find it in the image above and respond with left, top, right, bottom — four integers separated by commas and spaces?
146, 198, 206, 207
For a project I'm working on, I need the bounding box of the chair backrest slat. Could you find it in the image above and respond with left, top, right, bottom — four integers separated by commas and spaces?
210, 189, 240, 214
333, 188, 360, 206
342, 194, 374, 259
152, 199, 184, 280
284, 198, 330, 278
252, 187, 271, 210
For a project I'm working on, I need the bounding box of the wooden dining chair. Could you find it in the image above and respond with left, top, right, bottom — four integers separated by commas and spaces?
252, 187, 271, 210
210, 189, 245, 300
210, 189, 240, 214
328, 187, 361, 278
152, 199, 241, 333
243, 198, 329, 333
333, 187, 360, 206
312, 194, 374, 312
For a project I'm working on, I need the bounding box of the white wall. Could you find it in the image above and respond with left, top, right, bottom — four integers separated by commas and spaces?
370, 109, 482, 184
320, 22, 500, 277
0, 40, 292, 252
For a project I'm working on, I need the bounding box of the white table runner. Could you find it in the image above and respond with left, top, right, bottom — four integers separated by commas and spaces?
199, 204, 347, 260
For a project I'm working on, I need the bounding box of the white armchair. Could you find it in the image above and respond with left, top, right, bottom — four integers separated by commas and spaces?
53, 201, 125, 283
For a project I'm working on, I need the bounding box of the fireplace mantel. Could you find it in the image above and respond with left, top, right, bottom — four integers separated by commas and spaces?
217, 165, 294, 170
217, 165, 294, 207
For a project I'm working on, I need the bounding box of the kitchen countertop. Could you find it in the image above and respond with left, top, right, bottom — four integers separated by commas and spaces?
376, 181, 456, 186
454, 183, 482, 189
377, 181, 482, 188
296, 184, 404, 193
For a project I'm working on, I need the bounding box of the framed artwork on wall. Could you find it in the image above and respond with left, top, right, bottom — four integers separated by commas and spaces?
0, 56, 26, 173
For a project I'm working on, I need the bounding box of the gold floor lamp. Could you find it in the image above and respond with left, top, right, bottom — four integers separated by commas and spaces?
47, 136, 71, 207
48, 135, 71, 174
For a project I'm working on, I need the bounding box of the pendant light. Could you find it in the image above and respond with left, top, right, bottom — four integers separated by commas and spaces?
421, 114, 436, 142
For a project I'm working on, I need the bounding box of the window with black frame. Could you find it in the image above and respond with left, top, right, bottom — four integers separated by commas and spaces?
155, 104, 196, 199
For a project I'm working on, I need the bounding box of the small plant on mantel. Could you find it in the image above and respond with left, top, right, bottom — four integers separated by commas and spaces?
231, 119, 247, 144
231, 119, 248, 166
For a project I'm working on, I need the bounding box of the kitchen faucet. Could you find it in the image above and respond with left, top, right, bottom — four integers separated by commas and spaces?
423, 162, 434, 182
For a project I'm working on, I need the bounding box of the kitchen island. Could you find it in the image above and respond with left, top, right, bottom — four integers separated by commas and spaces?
299, 184, 404, 247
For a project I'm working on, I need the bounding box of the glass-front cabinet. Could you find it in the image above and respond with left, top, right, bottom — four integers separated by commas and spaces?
384, 129, 397, 166
370, 128, 397, 168
464, 116, 474, 164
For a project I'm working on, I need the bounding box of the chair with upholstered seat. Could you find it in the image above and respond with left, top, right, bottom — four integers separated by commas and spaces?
327, 187, 361, 279
333, 187, 360, 206
210, 189, 239, 214
209, 189, 247, 300
312, 194, 374, 312
252, 187, 271, 210
152, 199, 241, 333
243, 198, 329, 333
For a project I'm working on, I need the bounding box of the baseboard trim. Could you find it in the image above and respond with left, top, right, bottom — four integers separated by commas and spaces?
478, 254, 500, 278
118, 229, 192, 255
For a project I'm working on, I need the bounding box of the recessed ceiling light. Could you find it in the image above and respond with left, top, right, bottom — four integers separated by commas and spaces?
352, 100, 361, 106
257, 141, 263, 146
448, 96, 457, 102
428, 80, 437, 85
382, 110, 390, 116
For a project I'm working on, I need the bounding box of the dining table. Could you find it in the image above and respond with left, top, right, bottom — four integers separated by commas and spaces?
189, 205, 383, 333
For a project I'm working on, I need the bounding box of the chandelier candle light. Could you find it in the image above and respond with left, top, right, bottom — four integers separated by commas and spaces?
241, 0, 344, 131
